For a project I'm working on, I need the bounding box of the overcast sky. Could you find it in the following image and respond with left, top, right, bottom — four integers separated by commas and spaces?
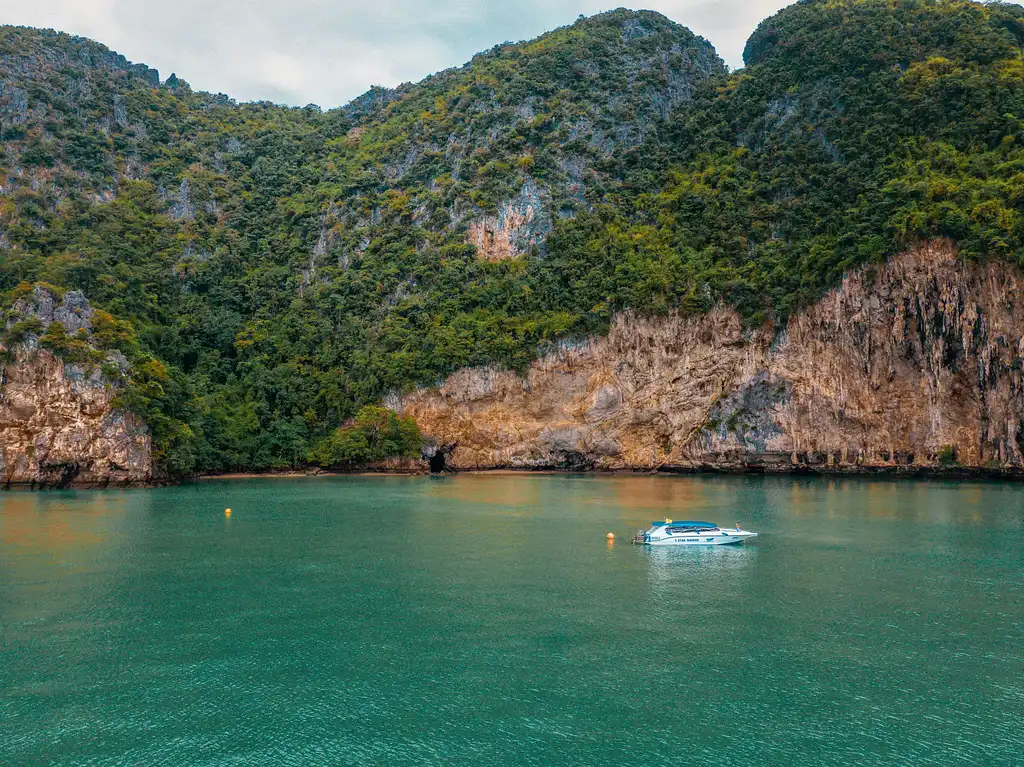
0, 1, 806, 107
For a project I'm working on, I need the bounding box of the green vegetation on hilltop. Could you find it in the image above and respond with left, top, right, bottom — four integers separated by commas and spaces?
546, 0, 1024, 323
1, 1, 1022, 475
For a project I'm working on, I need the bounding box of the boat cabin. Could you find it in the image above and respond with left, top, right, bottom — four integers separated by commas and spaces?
652, 520, 719, 535
632, 519, 756, 546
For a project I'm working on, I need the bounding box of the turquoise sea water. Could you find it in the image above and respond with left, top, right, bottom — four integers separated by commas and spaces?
1, 474, 1022, 766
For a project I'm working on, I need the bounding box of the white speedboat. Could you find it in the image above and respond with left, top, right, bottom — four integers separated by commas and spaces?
632, 520, 758, 546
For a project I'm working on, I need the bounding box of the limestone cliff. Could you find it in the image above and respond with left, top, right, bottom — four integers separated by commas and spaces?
468, 181, 551, 261
400, 242, 1024, 475
0, 289, 151, 488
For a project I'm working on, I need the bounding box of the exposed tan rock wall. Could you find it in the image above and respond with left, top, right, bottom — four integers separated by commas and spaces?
401, 242, 1024, 473
468, 181, 550, 261
469, 212, 530, 262
0, 350, 151, 488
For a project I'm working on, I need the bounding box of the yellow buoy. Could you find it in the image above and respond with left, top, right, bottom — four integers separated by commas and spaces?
606, 532, 615, 541
225, 508, 232, 517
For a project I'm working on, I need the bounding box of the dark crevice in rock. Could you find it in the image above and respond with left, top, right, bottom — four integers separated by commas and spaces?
557, 451, 596, 472
425, 442, 458, 474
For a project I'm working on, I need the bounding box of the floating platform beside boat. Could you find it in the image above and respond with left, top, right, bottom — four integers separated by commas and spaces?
631, 520, 758, 546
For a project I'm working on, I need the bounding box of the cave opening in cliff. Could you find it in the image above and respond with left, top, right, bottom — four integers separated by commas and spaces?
429, 452, 447, 474
560, 451, 596, 472
428, 443, 457, 474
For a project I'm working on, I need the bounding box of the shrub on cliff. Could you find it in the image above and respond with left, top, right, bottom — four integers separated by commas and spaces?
937, 445, 960, 467
38, 321, 105, 364
1, 316, 44, 348
309, 406, 423, 468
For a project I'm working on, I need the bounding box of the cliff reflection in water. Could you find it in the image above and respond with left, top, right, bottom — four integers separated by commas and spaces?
0, 490, 151, 640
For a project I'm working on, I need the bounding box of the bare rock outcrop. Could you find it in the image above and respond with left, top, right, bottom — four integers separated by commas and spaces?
1, 288, 151, 488
468, 181, 551, 261
0, 349, 151, 488
401, 242, 1024, 474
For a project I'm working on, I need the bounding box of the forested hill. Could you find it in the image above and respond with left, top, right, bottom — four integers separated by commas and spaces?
1, 0, 1023, 476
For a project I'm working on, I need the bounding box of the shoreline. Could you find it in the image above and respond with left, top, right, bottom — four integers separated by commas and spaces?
194, 460, 1024, 482
5, 464, 1024, 491
195, 466, 1024, 481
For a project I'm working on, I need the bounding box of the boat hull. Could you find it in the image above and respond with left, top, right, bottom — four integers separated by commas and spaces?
644, 529, 758, 546
647, 536, 745, 546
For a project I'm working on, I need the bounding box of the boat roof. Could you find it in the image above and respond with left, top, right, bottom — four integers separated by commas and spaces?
652, 521, 717, 529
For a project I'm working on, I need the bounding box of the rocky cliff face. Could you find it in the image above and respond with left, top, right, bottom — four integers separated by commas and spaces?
0, 350, 151, 488
468, 181, 552, 261
401, 242, 1024, 474
0, 288, 151, 488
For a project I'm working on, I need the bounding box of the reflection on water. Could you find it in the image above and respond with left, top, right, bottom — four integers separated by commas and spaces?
643, 544, 757, 596
0, 492, 153, 632
1, 494, 109, 553
424, 472, 546, 510
607, 475, 713, 518
1, 474, 1022, 767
